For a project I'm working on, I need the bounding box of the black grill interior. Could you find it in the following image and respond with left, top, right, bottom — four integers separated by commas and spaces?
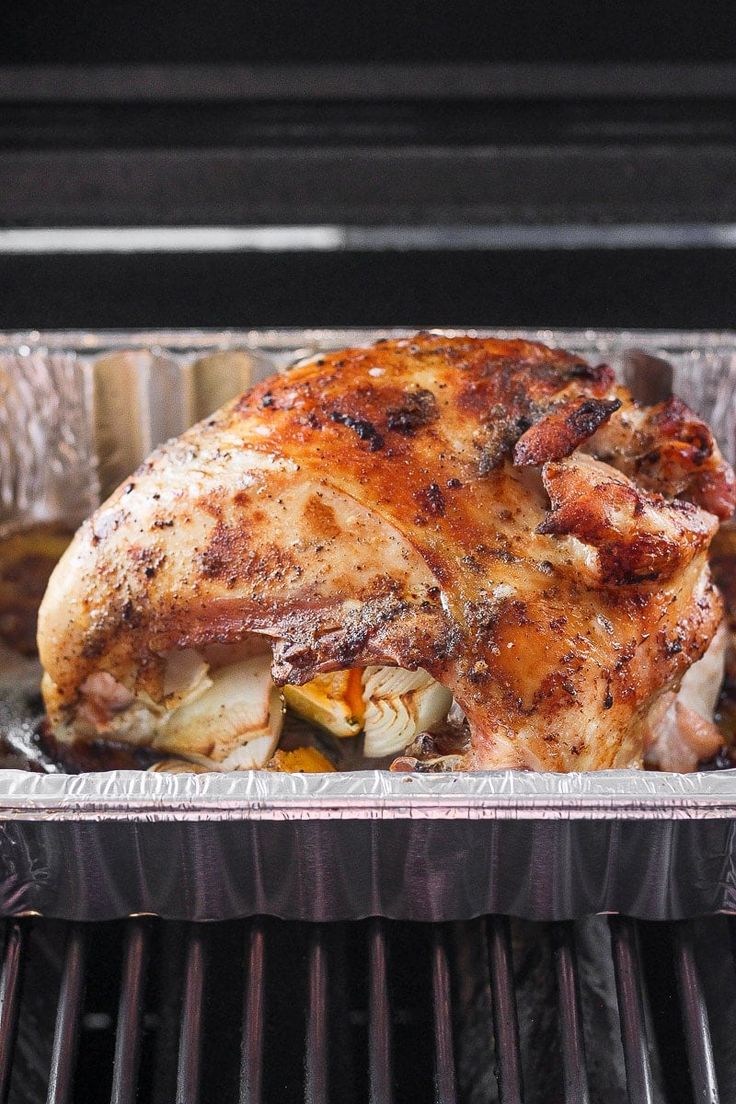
1, 914, 735, 1103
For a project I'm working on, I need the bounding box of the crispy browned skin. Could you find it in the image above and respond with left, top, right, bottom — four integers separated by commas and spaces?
38, 334, 736, 770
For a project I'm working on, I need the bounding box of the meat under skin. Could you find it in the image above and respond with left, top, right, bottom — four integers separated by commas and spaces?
38, 334, 736, 771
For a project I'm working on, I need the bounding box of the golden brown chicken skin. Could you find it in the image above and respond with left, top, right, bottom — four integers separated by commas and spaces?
38, 334, 736, 771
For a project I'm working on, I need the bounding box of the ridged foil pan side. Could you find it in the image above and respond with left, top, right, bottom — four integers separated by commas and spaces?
0, 348, 98, 535
0, 795, 734, 920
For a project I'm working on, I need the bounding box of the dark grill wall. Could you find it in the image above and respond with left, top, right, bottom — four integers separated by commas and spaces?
3, 1, 736, 63
1, 249, 734, 331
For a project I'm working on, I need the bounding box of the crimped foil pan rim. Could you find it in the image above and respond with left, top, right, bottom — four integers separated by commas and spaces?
1, 769, 736, 821
3, 325, 736, 353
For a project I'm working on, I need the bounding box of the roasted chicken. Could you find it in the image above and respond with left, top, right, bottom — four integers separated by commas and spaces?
37, 334, 736, 772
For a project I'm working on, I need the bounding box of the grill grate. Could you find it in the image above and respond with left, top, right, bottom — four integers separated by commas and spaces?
0, 915, 732, 1103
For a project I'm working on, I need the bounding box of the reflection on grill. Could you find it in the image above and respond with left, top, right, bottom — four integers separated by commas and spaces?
0, 915, 733, 1103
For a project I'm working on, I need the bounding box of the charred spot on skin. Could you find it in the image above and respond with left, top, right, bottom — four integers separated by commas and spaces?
566, 398, 621, 438
474, 408, 531, 473
120, 599, 143, 628
152, 518, 174, 529
329, 411, 384, 451
124, 482, 135, 495
463, 598, 501, 635
504, 600, 531, 627
200, 522, 247, 581
489, 547, 519, 565
414, 483, 446, 518
386, 388, 438, 435
432, 624, 463, 662
447, 478, 462, 489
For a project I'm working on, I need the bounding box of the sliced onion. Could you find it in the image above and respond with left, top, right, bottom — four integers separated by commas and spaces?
362, 667, 452, 758
155, 654, 283, 767
162, 648, 212, 709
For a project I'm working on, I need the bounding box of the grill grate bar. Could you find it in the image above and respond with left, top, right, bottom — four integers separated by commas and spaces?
176, 926, 206, 1104
551, 922, 591, 1104
609, 917, 655, 1104
304, 926, 329, 1104
0, 922, 24, 1104
431, 927, 457, 1104
0, 913, 730, 1102
486, 916, 523, 1104
368, 918, 393, 1104
46, 925, 86, 1104
111, 919, 150, 1104
240, 918, 265, 1104
671, 922, 720, 1104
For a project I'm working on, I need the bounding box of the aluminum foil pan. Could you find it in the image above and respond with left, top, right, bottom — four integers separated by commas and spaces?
1, 327, 736, 922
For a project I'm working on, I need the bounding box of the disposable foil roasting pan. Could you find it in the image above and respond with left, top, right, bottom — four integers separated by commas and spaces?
1, 327, 736, 922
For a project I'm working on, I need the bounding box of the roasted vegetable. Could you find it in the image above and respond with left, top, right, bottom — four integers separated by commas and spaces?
361, 667, 452, 757
267, 747, 336, 773
283, 669, 364, 738
285, 664, 452, 758
155, 654, 283, 768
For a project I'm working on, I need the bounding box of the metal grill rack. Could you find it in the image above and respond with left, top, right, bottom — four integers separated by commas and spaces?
0, 914, 731, 1104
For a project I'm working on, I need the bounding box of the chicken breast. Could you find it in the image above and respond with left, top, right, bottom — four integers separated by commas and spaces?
37, 334, 736, 771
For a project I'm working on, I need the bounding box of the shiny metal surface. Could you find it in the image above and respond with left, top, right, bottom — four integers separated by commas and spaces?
0, 328, 735, 920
